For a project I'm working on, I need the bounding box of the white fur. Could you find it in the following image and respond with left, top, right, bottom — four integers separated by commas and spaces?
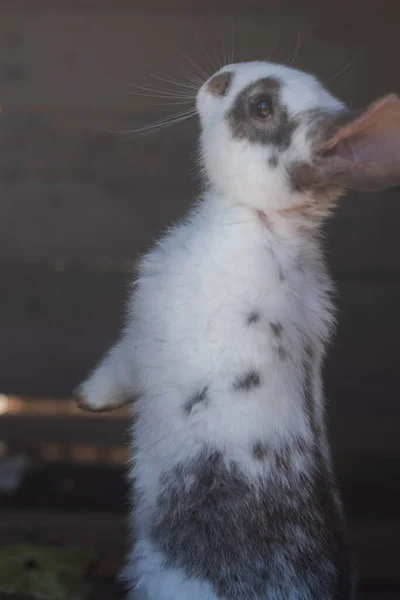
78, 61, 347, 599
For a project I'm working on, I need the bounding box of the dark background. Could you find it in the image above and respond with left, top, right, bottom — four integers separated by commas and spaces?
0, 0, 399, 597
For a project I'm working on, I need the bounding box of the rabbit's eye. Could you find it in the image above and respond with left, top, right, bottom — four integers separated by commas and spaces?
250, 95, 273, 120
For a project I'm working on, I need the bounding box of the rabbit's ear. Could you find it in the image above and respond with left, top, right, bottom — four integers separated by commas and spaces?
304, 95, 400, 192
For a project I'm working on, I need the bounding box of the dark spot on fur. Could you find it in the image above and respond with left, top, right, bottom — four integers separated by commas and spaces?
184, 386, 208, 414
252, 441, 269, 460
275, 445, 292, 474
278, 266, 286, 281
269, 154, 279, 167
297, 260, 305, 272
150, 449, 353, 600
256, 209, 272, 230
227, 77, 298, 149
278, 345, 288, 361
289, 160, 343, 199
290, 161, 316, 193
247, 311, 260, 324
270, 321, 283, 338
270, 322, 288, 360
233, 370, 260, 391
207, 71, 234, 97
269, 246, 286, 281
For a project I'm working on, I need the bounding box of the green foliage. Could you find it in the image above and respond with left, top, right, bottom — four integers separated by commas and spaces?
0, 544, 95, 600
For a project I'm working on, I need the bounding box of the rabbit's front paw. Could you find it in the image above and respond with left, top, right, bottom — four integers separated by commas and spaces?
73, 372, 124, 412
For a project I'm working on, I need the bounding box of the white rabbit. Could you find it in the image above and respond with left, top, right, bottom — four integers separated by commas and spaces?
75, 61, 400, 599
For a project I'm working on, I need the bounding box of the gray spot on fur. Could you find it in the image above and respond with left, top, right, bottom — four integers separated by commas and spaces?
150, 449, 353, 599
270, 322, 288, 360
252, 441, 269, 461
270, 321, 283, 337
253, 440, 310, 468
227, 77, 298, 149
278, 266, 286, 281
269, 246, 286, 281
254, 439, 311, 466
233, 370, 261, 391
289, 160, 343, 200
184, 386, 208, 414
278, 345, 288, 360
269, 153, 279, 167
247, 311, 261, 324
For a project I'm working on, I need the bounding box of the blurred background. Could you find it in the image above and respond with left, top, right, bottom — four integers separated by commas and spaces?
0, 0, 399, 598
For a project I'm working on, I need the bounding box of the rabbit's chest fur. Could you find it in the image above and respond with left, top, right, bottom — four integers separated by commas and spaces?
128, 197, 352, 600
131, 195, 335, 496
132, 197, 332, 468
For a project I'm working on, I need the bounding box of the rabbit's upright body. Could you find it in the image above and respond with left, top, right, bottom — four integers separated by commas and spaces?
77, 60, 400, 599
125, 195, 351, 600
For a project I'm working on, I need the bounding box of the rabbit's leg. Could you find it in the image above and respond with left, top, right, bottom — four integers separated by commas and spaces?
74, 334, 137, 412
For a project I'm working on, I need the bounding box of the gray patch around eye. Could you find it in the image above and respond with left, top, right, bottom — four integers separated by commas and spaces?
149, 448, 353, 599
184, 386, 209, 414
247, 310, 261, 324
233, 370, 261, 391
227, 76, 298, 150
207, 71, 234, 97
